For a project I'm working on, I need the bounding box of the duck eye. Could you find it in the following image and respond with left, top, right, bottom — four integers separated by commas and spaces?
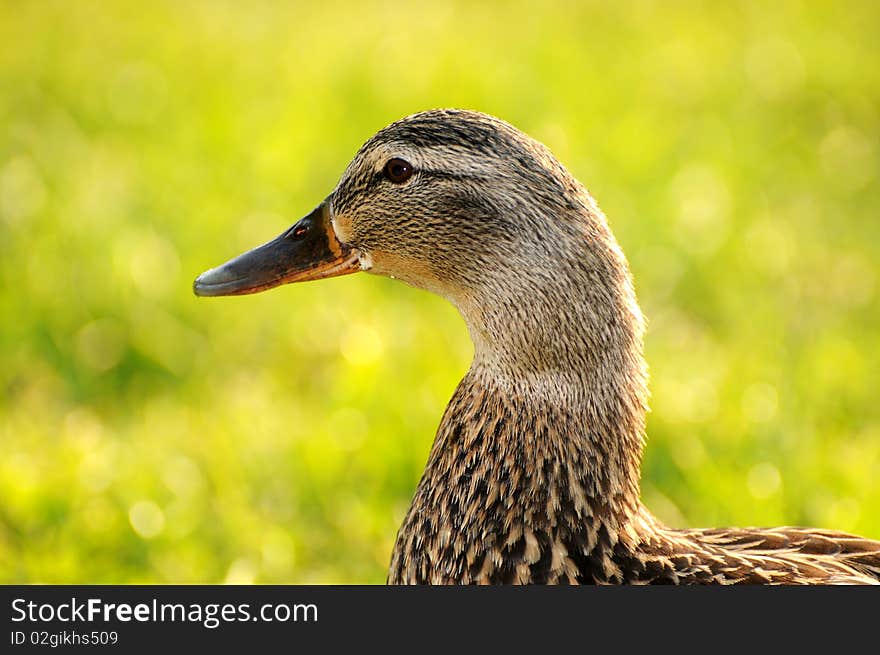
384, 158, 413, 184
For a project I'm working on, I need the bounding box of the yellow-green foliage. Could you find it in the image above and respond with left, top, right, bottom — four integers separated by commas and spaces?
1, 1, 878, 583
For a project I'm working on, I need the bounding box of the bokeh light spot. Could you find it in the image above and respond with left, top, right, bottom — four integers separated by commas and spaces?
128, 500, 166, 539
75, 319, 128, 373
121, 230, 181, 299
224, 558, 258, 584
78, 445, 118, 493
670, 164, 731, 256
0, 156, 46, 225
327, 407, 369, 451
340, 323, 384, 367
747, 463, 782, 499
743, 219, 794, 277
744, 38, 805, 101
63, 407, 105, 450
261, 528, 295, 576
106, 61, 168, 125
820, 126, 875, 193
162, 456, 205, 498
741, 383, 779, 423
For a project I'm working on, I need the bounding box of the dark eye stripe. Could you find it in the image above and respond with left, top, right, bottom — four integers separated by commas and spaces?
361, 168, 481, 195
419, 170, 480, 182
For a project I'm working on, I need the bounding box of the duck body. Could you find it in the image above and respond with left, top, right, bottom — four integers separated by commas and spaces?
195, 109, 880, 585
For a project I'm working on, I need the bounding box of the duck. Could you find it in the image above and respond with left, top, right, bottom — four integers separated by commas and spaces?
194, 109, 880, 584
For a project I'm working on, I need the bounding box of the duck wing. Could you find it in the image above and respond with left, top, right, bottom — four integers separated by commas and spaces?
680, 526, 880, 584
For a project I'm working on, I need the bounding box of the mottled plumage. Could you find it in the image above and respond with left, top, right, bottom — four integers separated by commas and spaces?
197, 109, 880, 584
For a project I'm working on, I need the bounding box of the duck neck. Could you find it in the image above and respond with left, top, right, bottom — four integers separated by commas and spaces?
390, 204, 654, 582
456, 340, 648, 527
451, 230, 650, 518
389, 341, 650, 582
421, 237, 649, 536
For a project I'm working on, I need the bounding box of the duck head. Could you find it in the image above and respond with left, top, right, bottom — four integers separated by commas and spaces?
195, 109, 644, 382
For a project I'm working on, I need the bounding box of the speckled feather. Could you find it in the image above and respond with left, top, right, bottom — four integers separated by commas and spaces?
324, 109, 880, 585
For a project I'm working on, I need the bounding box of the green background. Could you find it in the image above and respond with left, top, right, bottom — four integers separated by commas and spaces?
1, 0, 878, 583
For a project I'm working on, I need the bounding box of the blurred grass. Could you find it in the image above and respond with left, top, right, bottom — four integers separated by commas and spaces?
1, 0, 878, 583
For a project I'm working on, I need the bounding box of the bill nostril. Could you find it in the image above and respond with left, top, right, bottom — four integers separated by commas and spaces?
287, 221, 310, 241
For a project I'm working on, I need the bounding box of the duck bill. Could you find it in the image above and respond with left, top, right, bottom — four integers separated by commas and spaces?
193, 202, 359, 297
